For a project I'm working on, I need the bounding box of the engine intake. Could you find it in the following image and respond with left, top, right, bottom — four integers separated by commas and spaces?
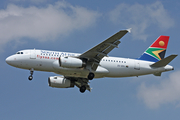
59, 57, 85, 68
48, 76, 74, 88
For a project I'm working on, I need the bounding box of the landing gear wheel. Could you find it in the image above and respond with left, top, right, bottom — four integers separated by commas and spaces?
28, 68, 34, 81
88, 72, 94, 80
28, 76, 33, 80
80, 86, 86, 93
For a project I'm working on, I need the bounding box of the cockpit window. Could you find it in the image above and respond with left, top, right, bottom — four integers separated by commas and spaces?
16, 52, 23, 54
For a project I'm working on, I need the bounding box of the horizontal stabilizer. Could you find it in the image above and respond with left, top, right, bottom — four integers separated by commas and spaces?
150, 54, 178, 67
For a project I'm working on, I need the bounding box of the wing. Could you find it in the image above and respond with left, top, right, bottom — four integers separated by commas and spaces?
79, 28, 131, 71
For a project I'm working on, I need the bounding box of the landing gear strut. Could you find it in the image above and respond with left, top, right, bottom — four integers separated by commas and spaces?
28, 68, 34, 81
80, 85, 86, 93
88, 72, 94, 80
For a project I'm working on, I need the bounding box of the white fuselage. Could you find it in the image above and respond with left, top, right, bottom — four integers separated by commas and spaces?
6, 49, 173, 78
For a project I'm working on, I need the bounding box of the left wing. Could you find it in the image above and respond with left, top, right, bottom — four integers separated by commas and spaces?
78, 28, 131, 71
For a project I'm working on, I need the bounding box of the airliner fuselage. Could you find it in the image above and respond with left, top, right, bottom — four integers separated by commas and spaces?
6, 49, 173, 78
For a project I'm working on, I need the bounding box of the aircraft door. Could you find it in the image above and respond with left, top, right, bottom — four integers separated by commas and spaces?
30, 49, 36, 59
134, 60, 140, 70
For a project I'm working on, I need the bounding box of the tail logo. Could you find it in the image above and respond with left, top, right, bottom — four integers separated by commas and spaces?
159, 41, 165, 46
138, 36, 169, 62
146, 48, 166, 61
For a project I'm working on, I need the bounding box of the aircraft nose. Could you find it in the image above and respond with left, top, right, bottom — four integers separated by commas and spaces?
6, 56, 14, 65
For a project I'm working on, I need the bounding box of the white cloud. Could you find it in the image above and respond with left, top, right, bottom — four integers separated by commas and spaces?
0, 1, 100, 50
138, 71, 180, 109
109, 1, 174, 41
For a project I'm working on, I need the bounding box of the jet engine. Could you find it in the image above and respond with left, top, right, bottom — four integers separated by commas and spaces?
59, 57, 85, 68
48, 76, 74, 88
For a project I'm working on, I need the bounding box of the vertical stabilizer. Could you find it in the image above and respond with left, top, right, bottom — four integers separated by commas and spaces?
138, 36, 169, 62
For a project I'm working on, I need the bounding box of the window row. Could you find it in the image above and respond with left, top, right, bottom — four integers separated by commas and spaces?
102, 59, 126, 63
41, 53, 63, 57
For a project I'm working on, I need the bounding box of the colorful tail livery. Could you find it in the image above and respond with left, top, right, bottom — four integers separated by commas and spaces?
138, 36, 169, 62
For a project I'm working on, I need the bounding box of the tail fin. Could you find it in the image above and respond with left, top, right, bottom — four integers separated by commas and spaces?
138, 36, 169, 62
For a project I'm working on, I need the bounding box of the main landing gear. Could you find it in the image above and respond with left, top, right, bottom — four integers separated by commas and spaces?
78, 72, 94, 93
28, 68, 34, 81
80, 85, 86, 93
76, 77, 92, 93
88, 72, 94, 80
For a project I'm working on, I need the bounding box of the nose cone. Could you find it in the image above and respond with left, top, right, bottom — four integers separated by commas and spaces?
6, 56, 14, 66
6, 56, 10, 64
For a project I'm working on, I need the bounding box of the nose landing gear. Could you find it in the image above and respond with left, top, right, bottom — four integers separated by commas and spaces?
28, 68, 34, 81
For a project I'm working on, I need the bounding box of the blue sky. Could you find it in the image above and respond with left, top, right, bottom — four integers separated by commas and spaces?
1, 0, 180, 120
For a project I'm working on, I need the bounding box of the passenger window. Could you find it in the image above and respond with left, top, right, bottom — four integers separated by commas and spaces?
21, 52, 23, 54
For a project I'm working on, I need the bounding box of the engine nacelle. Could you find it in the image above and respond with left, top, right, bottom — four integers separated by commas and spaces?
48, 76, 74, 88
59, 57, 84, 68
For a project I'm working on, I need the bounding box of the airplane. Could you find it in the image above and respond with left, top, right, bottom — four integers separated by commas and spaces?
6, 29, 177, 93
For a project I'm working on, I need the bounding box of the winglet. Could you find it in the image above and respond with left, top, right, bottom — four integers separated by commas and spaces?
127, 28, 132, 33
150, 54, 178, 67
